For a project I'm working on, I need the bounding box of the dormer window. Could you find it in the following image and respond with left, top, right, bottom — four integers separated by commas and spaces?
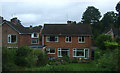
31, 33, 39, 38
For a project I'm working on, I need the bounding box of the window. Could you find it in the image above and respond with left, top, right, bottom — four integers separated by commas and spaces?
46, 36, 58, 42
31, 33, 39, 38
73, 48, 89, 59
46, 48, 55, 54
78, 36, 85, 43
65, 36, 72, 43
73, 49, 84, 57
31, 39, 38, 44
8, 34, 17, 43
58, 48, 69, 57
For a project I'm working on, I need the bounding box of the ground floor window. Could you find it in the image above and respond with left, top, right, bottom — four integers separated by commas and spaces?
58, 48, 69, 57
73, 48, 89, 59
46, 48, 55, 54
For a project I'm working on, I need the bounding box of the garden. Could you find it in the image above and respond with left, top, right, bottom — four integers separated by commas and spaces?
2, 34, 120, 72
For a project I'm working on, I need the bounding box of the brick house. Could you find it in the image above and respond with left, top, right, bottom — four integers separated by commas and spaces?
1, 17, 42, 48
105, 27, 120, 40
41, 22, 92, 59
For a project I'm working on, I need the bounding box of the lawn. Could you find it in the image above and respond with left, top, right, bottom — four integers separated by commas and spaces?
25, 62, 109, 71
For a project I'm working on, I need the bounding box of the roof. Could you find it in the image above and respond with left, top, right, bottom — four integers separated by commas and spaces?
41, 24, 92, 36
2, 20, 42, 34
105, 27, 120, 36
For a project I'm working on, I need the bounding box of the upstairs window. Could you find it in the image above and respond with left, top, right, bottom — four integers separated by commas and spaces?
46, 36, 58, 42
8, 34, 17, 43
78, 36, 85, 43
31, 33, 39, 38
65, 36, 72, 43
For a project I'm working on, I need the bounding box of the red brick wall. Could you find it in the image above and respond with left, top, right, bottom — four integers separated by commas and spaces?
2, 23, 19, 48
43, 35, 91, 59
18, 34, 31, 47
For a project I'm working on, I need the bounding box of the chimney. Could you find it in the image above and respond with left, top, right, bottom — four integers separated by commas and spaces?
30, 25, 32, 29
10, 17, 20, 25
67, 20, 72, 24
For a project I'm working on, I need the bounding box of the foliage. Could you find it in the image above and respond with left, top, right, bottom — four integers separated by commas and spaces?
104, 41, 119, 49
116, 1, 120, 28
101, 11, 118, 30
61, 56, 70, 64
2, 47, 17, 71
96, 49, 119, 71
81, 6, 101, 24
36, 51, 48, 66
71, 58, 78, 63
15, 46, 34, 67
96, 34, 112, 50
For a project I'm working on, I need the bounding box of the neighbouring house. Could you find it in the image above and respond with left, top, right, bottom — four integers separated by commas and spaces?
1, 17, 42, 48
105, 27, 120, 40
41, 21, 92, 59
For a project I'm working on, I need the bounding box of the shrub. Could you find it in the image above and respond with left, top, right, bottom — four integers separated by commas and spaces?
36, 51, 48, 66
2, 47, 17, 71
15, 46, 35, 67
95, 49, 119, 71
61, 56, 70, 64
71, 58, 78, 63
96, 34, 112, 50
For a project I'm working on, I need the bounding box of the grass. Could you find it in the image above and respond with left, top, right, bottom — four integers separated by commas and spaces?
24, 62, 110, 71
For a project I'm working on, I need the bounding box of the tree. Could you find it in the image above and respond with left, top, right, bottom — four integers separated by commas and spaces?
116, 1, 120, 28
101, 11, 118, 31
96, 34, 112, 50
81, 6, 101, 24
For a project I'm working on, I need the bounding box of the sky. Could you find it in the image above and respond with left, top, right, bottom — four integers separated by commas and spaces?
0, 0, 120, 27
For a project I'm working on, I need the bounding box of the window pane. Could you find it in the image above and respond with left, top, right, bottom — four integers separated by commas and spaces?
11, 35, 16, 43
82, 36, 84, 42
79, 37, 81, 42
69, 37, 71, 42
85, 49, 89, 58
32, 39, 38, 44
8, 35, 10, 43
34, 33, 37, 37
50, 48, 55, 53
66, 37, 68, 41
76, 49, 84, 56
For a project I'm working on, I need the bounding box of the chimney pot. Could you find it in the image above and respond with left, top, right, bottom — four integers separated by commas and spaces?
67, 20, 72, 24
30, 25, 32, 28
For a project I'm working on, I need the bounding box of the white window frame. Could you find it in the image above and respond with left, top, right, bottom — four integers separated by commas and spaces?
31, 39, 39, 44
46, 36, 58, 42
31, 33, 39, 38
73, 48, 89, 59
58, 48, 69, 57
8, 34, 17, 43
78, 36, 85, 43
65, 36, 72, 43
46, 48, 55, 54
73, 48, 85, 57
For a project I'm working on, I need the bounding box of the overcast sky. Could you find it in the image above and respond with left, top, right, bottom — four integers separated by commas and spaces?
0, 0, 119, 27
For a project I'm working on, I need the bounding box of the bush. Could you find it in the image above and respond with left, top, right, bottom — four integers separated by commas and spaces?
96, 34, 112, 50
36, 51, 48, 66
95, 49, 119, 71
15, 46, 36, 67
61, 56, 70, 64
2, 47, 17, 71
71, 58, 78, 63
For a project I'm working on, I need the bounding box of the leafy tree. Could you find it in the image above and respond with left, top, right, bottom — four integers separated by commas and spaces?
81, 6, 101, 24
101, 11, 118, 30
96, 34, 112, 50
116, 1, 120, 28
